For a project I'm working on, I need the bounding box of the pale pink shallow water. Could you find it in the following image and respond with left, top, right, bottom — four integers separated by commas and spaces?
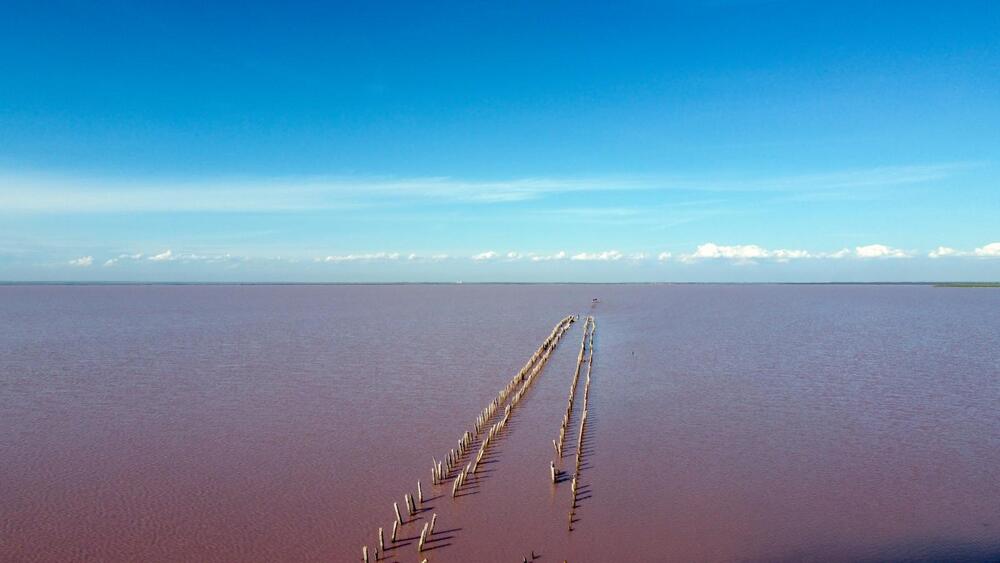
1, 284, 999, 562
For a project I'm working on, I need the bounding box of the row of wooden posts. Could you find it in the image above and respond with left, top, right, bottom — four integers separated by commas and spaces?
552, 315, 593, 459
361, 315, 577, 561
434, 315, 576, 488
361, 488, 439, 562
566, 317, 595, 530
457, 316, 576, 496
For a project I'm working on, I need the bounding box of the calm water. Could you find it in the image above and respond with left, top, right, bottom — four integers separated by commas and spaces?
1, 284, 998, 562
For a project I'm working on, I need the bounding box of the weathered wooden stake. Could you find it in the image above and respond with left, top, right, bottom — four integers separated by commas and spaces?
417, 522, 429, 552
429, 513, 437, 535
378, 527, 385, 551
362, 545, 369, 563
391, 520, 398, 542
417, 481, 424, 504
393, 502, 403, 525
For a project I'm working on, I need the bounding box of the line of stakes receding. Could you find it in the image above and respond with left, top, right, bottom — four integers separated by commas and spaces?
553, 315, 593, 460
566, 317, 595, 530
361, 315, 577, 561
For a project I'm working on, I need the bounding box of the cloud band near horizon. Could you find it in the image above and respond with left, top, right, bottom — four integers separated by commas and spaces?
66, 241, 1000, 268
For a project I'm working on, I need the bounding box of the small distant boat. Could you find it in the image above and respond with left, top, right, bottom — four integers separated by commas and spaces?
592, 298, 599, 303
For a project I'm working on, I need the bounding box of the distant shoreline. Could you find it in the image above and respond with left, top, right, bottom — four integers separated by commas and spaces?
1, 281, 998, 287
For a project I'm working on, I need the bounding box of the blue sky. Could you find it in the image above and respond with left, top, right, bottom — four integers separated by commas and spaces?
1, 0, 998, 281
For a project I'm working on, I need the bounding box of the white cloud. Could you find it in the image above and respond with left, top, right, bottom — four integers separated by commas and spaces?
854, 244, 910, 259
682, 243, 812, 263
471, 251, 499, 261
103, 252, 144, 266
657, 252, 672, 261
530, 251, 567, 262
928, 246, 959, 258
769, 249, 811, 262
321, 252, 401, 263
690, 243, 769, 260
825, 248, 851, 259
149, 249, 174, 261
401, 253, 451, 262
68, 256, 93, 267
925, 243, 1000, 259
144, 250, 244, 263
505, 251, 522, 260
571, 250, 624, 261
973, 242, 1000, 257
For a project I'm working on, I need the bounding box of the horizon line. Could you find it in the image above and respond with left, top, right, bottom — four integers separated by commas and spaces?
2, 281, 997, 286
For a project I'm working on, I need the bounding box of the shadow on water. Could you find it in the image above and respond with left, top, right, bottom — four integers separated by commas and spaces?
419, 542, 453, 552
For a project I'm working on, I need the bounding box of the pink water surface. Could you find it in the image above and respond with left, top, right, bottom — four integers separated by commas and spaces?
2, 284, 998, 562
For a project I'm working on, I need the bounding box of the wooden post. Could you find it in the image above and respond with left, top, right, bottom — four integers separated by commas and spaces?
417, 481, 424, 504
391, 520, 398, 542
417, 522, 429, 552
429, 513, 437, 535
378, 527, 384, 551
550, 461, 557, 483
362, 545, 369, 563
393, 502, 403, 525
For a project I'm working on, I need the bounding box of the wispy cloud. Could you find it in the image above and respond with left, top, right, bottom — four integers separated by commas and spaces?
145, 249, 244, 263
103, 252, 144, 266
149, 250, 175, 262
571, 250, 624, 261
742, 164, 966, 193
530, 251, 567, 262
0, 163, 970, 213
68, 256, 93, 267
0, 172, 648, 212
320, 252, 402, 262
471, 250, 499, 261
51, 241, 1000, 271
